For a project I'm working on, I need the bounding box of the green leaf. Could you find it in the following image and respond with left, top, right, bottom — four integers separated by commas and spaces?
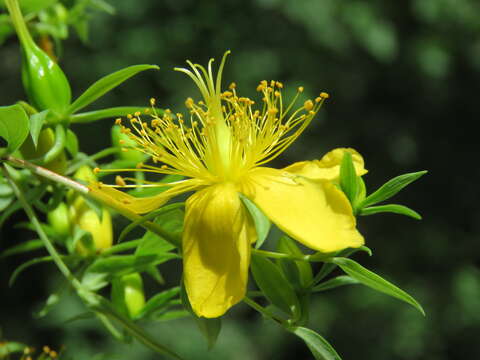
0, 239, 43, 258
137, 287, 181, 320
69, 106, 164, 123
67, 65, 160, 114
180, 284, 221, 350
277, 236, 313, 288
312, 275, 359, 292
240, 194, 271, 249
65, 128, 79, 157
86, 253, 179, 277
330, 257, 425, 315
251, 253, 301, 317
359, 204, 421, 219
81, 272, 109, 291
288, 326, 342, 360
359, 171, 427, 208
312, 246, 372, 285
29, 109, 49, 148
339, 151, 358, 205
0, 104, 30, 156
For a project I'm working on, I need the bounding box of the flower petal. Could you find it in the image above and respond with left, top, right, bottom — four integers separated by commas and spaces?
88, 178, 203, 214
183, 183, 254, 318
283, 148, 367, 181
243, 167, 364, 253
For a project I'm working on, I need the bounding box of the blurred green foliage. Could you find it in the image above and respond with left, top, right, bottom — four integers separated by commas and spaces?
1, 0, 480, 359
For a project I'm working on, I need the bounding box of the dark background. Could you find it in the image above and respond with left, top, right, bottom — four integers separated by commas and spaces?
1, 0, 480, 359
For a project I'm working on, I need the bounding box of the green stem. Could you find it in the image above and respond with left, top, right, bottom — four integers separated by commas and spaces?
243, 296, 285, 325
2, 165, 82, 290
252, 249, 310, 262
4, 0, 35, 48
6, 155, 180, 248
67, 147, 119, 174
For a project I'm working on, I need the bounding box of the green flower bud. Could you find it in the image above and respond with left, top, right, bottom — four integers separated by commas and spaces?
19, 127, 67, 174
111, 273, 146, 318
5, 0, 71, 115
111, 124, 146, 163
68, 166, 113, 255
47, 202, 71, 237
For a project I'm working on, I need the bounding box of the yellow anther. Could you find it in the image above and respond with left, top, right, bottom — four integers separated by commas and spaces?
229, 82, 236, 89
127, 114, 133, 119
43, 346, 50, 353
165, 109, 172, 114
93, 167, 100, 174
144, 108, 150, 113
298, 86, 304, 93
50, 350, 58, 358
136, 162, 144, 169
320, 92, 330, 99
256, 84, 264, 92
134, 111, 141, 117
161, 165, 168, 169
115, 176, 126, 187
23, 347, 31, 354
270, 80, 276, 87
268, 108, 279, 115
115, 118, 122, 125
274, 91, 281, 97
276, 81, 284, 88
304, 100, 314, 111
315, 97, 322, 103
185, 97, 194, 108
150, 98, 156, 106
222, 91, 233, 97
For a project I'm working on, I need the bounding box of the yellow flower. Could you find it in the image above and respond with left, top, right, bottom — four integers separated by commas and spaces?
91, 52, 365, 318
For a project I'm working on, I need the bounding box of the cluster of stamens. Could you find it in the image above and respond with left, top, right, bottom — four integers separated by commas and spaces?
108, 80, 329, 185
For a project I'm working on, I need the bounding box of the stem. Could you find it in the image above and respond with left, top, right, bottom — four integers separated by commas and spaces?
4, 0, 35, 48
252, 249, 310, 262
243, 296, 285, 325
2, 165, 82, 290
67, 147, 119, 174
5, 156, 180, 248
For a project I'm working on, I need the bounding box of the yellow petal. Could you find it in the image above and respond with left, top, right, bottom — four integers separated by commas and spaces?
283, 148, 367, 181
88, 179, 203, 214
243, 167, 364, 253
183, 183, 254, 318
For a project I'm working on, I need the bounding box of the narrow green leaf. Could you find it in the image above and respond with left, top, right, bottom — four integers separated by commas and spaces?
251, 254, 300, 317
29, 109, 49, 148
0, 104, 30, 156
312, 275, 359, 292
359, 171, 427, 208
0, 239, 43, 258
69, 106, 164, 123
65, 128, 79, 157
339, 151, 358, 204
35, 292, 61, 318
240, 194, 271, 249
67, 65, 159, 114
288, 326, 342, 360
102, 239, 142, 255
9, 255, 76, 286
311, 246, 372, 285
360, 204, 421, 219
330, 257, 425, 315
180, 284, 222, 350
137, 287, 181, 319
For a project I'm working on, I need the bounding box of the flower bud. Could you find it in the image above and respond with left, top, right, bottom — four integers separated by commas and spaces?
68, 166, 113, 255
111, 273, 146, 318
19, 127, 67, 174
47, 202, 71, 237
5, 0, 71, 115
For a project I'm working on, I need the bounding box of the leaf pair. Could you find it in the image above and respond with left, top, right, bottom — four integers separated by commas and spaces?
339, 151, 427, 219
